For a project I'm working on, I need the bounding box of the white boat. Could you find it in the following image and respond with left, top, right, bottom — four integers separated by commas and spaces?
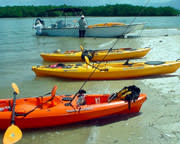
38, 22, 144, 37
33, 8, 144, 38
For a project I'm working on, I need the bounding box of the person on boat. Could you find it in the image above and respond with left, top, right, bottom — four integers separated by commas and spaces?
78, 15, 87, 38
33, 20, 44, 36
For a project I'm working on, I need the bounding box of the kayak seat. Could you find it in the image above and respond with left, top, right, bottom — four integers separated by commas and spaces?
57, 63, 66, 67
42, 96, 62, 108
50, 63, 65, 68
50, 63, 72, 69
35, 96, 61, 109
15, 103, 36, 114
14, 96, 61, 116
85, 95, 109, 105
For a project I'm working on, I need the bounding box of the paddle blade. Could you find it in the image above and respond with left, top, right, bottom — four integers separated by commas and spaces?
51, 85, 58, 99
11, 83, 19, 95
3, 124, 22, 144
80, 45, 84, 51
84, 56, 90, 65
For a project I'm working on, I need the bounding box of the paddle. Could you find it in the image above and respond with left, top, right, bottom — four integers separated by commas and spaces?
3, 83, 22, 144
84, 56, 90, 65
80, 45, 84, 52
84, 56, 108, 71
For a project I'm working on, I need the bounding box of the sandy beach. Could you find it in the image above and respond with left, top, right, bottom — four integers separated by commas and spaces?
85, 33, 180, 144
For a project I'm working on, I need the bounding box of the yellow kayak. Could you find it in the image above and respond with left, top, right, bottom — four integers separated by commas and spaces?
32, 60, 180, 80
40, 47, 151, 62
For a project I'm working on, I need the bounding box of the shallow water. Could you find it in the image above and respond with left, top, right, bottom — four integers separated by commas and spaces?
0, 16, 180, 144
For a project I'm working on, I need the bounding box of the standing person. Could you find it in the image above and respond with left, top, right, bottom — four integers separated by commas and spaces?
78, 15, 87, 38
33, 20, 44, 36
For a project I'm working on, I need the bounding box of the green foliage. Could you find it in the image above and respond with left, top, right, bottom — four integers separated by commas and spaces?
0, 4, 179, 18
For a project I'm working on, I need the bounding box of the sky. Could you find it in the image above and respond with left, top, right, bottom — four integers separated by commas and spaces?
0, 0, 172, 6
0, 0, 179, 9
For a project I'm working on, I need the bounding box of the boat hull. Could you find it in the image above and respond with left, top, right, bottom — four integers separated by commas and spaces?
40, 23, 144, 37
40, 48, 151, 62
0, 94, 146, 129
32, 61, 180, 80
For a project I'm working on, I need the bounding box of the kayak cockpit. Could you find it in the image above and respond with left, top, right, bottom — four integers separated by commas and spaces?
0, 95, 61, 114
62, 85, 141, 111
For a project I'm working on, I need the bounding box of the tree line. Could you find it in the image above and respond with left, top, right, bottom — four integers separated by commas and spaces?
0, 4, 179, 18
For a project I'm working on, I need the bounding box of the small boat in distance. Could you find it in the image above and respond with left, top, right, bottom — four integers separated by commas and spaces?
33, 8, 144, 37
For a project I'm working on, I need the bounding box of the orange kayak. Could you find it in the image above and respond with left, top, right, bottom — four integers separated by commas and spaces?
0, 86, 146, 129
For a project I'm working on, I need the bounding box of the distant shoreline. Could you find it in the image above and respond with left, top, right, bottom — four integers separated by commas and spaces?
0, 4, 179, 18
